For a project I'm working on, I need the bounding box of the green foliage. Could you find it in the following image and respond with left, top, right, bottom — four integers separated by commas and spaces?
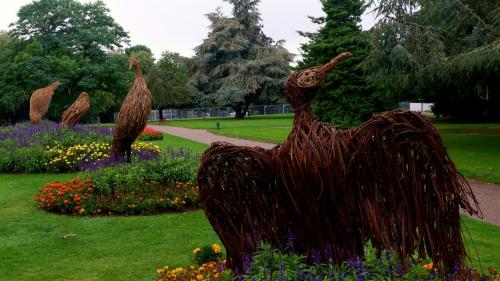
366, 0, 500, 121
10, 0, 128, 53
190, 0, 293, 119
192, 245, 225, 266
241, 243, 497, 280
299, 0, 393, 128
0, 0, 133, 124
0, 146, 48, 173
147, 51, 192, 110
84, 157, 198, 196
0, 121, 113, 173
127, 45, 155, 75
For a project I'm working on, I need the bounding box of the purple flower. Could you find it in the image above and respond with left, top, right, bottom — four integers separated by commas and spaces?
311, 249, 321, 264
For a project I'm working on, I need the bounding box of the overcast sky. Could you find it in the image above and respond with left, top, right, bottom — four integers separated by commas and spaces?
0, 0, 376, 60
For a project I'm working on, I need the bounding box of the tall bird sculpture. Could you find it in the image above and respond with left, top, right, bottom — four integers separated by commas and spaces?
61, 92, 90, 127
29, 81, 61, 124
110, 57, 152, 162
197, 52, 480, 275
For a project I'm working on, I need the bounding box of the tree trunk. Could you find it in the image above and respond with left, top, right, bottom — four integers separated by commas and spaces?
234, 103, 245, 119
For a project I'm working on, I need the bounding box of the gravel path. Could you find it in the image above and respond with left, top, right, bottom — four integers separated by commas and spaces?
150, 125, 500, 226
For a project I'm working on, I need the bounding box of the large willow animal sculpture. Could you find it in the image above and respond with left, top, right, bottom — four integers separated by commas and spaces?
197, 52, 480, 275
61, 92, 90, 126
110, 57, 152, 162
29, 81, 61, 124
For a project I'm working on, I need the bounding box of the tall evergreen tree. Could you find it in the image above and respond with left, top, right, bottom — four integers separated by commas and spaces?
190, 0, 293, 119
366, 0, 500, 121
299, 0, 391, 128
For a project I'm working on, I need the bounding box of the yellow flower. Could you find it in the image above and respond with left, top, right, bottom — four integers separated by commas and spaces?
156, 269, 164, 274
212, 244, 222, 254
193, 247, 201, 255
197, 274, 204, 280
423, 262, 433, 271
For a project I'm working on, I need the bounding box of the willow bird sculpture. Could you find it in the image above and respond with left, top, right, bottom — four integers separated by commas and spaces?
110, 57, 152, 162
197, 52, 480, 275
61, 92, 90, 127
29, 81, 61, 124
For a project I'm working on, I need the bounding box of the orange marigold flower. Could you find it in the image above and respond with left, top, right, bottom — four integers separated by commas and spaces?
423, 262, 433, 271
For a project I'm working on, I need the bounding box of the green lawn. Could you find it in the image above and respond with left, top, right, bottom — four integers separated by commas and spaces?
437, 123, 500, 184
153, 115, 294, 144
0, 173, 220, 281
0, 173, 498, 281
153, 132, 209, 155
158, 117, 500, 184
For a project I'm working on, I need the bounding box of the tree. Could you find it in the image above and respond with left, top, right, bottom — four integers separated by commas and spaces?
10, 0, 128, 56
147, 51, 192, 111
190, 0, 293, 119
299, 0, 393, 128
366, 0, 500, 121
126, 45, 155, 75
0, 0, 133, 124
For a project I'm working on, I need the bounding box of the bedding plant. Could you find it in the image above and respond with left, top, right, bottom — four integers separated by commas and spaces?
138, 127, 164, 141
0, 121, 163, 173
35, 156, 200, 215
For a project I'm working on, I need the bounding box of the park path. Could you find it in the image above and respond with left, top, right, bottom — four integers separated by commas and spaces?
148, 125, 277, 149
150, 125, 500, 226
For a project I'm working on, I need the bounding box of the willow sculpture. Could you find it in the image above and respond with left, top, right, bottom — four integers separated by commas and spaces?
61, 92, 90, 127
110, 57, 152, 162
29, 81, 61, 124
197, 52, 480, 275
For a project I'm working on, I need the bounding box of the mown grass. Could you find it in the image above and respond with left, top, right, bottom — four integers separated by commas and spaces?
0, 173, 220, 281
155, 115, 293, 144
462, 216, 500, 269
0, 173, 498, 281
159, 116, 500, 184
437, 123, 500, 184
152, 132, 209, 155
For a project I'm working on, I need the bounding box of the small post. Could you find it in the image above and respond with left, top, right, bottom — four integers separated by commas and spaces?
216, 122, 220, 130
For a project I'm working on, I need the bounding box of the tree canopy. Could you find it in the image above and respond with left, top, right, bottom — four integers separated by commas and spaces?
365, 0, 500, 120
147, 51, 192, 111
299, 0, 393, 128
190, 0, 293, 119
0, 0, 133, 124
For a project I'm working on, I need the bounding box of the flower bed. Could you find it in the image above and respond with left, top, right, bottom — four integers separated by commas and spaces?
137, 127, 164, 141
0, 121, 112, 173
46, 141, 161, 172
35, 157, 200, 215
0, 121, 162, 173
235, 244, 499, 281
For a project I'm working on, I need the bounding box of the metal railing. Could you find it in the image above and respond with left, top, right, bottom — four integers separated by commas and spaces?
114, 104, 293, 122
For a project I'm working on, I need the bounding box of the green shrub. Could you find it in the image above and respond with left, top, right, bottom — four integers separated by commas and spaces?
193, 244, 225, 266
0, 146, 48, 173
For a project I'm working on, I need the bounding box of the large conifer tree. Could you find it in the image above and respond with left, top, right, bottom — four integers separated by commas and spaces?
299, 0, 391, 128
190, 0, 293, 119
